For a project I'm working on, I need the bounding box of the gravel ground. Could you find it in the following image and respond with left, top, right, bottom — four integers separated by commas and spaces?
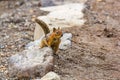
0, 0, 120, 80
54, 0, 120, 80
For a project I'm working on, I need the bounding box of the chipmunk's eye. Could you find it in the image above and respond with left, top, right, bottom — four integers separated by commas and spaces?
56, 31, 59, 34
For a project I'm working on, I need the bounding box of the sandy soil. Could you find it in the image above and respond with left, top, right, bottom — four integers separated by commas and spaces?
0, 0, 120, 80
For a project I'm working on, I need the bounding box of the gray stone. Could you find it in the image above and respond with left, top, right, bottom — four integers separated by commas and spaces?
40, 72, 60, 80
8, 47, 54, 78
40, 0, 55, 7
0, 44, 5, 49
59, 33, 72, 50
0, 13, 9, 19
15, 1, 24, 7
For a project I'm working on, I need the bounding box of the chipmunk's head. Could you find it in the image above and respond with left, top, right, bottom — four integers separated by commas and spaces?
53, 27, 63, 38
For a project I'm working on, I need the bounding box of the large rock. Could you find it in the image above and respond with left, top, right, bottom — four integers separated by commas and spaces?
40, 72, 60, 80
8, 47, 54, 78
39, 3, 85, 28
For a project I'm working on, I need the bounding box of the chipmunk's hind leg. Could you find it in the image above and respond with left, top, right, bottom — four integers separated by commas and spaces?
40, 39, 51, 48
53, 40, 61, 54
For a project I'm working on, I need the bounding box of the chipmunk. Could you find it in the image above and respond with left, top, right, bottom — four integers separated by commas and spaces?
35, 18, 63, 54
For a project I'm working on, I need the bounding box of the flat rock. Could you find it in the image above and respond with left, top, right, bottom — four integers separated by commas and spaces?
38, 3, 85, 28
40, 71, 60, 80
8, 47, 54, 78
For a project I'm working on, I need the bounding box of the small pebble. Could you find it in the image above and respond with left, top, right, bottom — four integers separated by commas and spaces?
0, 45, 5, 49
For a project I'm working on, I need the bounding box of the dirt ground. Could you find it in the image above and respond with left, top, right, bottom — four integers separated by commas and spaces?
0, 0, 120, 80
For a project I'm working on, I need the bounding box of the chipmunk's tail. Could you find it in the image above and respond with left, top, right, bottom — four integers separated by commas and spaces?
35, 18, 50, 35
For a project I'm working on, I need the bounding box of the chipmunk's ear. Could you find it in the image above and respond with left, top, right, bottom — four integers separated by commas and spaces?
53, 27, 56, 32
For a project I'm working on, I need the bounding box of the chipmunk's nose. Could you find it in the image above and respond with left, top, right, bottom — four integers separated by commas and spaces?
61, 33, 63, 37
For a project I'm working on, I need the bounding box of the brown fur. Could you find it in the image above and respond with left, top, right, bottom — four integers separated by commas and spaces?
35, 18, 62, 54
40, 28, 62, 54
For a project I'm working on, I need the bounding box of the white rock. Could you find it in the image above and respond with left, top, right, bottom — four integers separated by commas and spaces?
34, 23, 45, 40
61, 33, 72, 40
41, 72, 60, 80
59, 40, 71, 50
9, 47, 54, 78
38, 3, 85, 29
59, 33, 72, 50
26, 35, 45, 50
40, 3, 85, 12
